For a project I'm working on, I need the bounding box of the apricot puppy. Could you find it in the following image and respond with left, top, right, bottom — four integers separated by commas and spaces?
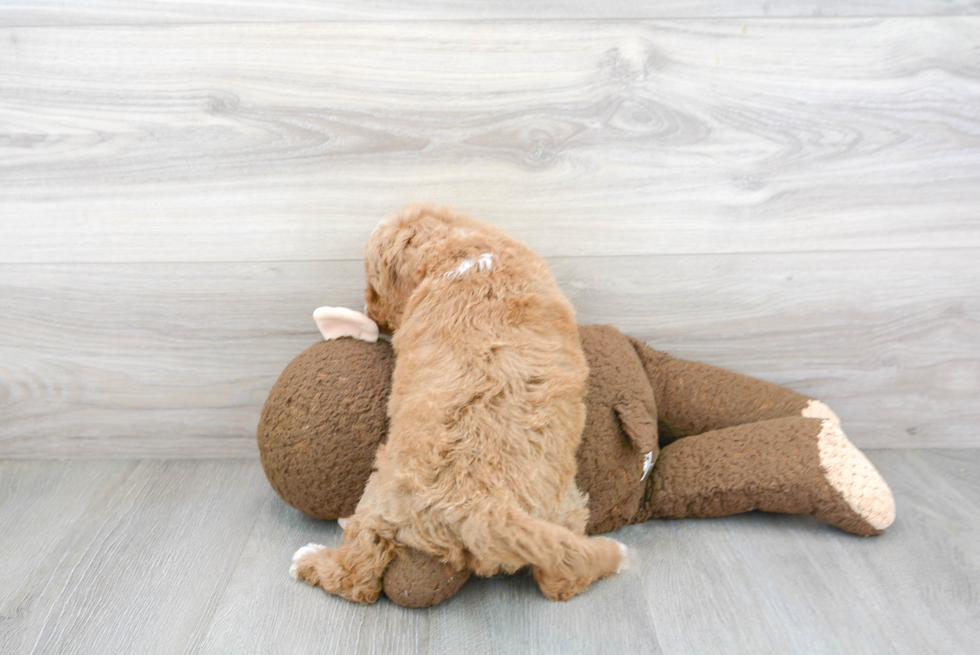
291, 204, 627, 603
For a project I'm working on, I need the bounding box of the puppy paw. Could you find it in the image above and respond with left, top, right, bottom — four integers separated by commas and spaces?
595, 537, 631, 575
290, 543, 326, 583
532, 537, 629, 601
533, 567, 591, 602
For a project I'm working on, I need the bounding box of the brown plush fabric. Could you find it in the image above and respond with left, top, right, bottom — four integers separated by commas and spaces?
627, 337, 811, 445
642, 415, 881, 536
382, 548, 473, 608
578, 325, 659, 535
257, 337, 394, 519
259, 325, 893, 607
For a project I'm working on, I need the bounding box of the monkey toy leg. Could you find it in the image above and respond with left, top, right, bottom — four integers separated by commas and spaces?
628, 339, 895, 536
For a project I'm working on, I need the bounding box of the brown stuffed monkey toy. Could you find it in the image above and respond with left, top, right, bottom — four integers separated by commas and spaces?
259, 308, 895, 608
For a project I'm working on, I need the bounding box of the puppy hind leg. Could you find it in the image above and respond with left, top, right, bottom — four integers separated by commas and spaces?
460, 504, 626, 601
552, 483, 590, 535
530, 534, 628, 602
291, 515, 395, 604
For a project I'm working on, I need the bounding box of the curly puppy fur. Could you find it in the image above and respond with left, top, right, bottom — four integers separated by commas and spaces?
292, 204, 626, 603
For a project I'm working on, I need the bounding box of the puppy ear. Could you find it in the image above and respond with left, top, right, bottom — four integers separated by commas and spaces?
313, 307, 380, 342
404, 237, 438, 283
390, 238, 431, 288
364, 283, 380, 307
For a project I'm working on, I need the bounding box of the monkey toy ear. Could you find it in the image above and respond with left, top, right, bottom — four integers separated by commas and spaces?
313, 306, 380, 343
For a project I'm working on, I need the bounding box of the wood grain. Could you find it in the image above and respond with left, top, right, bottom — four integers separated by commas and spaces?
2, 0, 978, 27
2, 19, 979, 262
0, 461, 138, 652
0, 460, 270, 654
1, 249, 976, 457
628, 448, 980, 653
1, 16, 977, 456
1, 453, 977, 653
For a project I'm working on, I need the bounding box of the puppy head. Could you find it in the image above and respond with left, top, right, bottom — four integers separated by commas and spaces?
364, 204, 458, 332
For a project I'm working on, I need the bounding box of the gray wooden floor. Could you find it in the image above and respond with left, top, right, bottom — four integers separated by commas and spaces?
1, 450, 977, 654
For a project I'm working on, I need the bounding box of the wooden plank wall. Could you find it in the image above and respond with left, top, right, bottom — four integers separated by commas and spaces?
1, 4, 978, 456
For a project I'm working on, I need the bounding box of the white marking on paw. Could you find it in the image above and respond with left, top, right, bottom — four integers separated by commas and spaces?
802, 399, 840, 426
816, 420, 896, 530
337, 517, 349, 529
290, 543, 325, 580
615, 541, 631, 574
293, 543, 326, 562
641, 450, 654, 481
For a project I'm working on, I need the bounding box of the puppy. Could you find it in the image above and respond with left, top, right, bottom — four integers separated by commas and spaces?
291, 204, 627, 602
